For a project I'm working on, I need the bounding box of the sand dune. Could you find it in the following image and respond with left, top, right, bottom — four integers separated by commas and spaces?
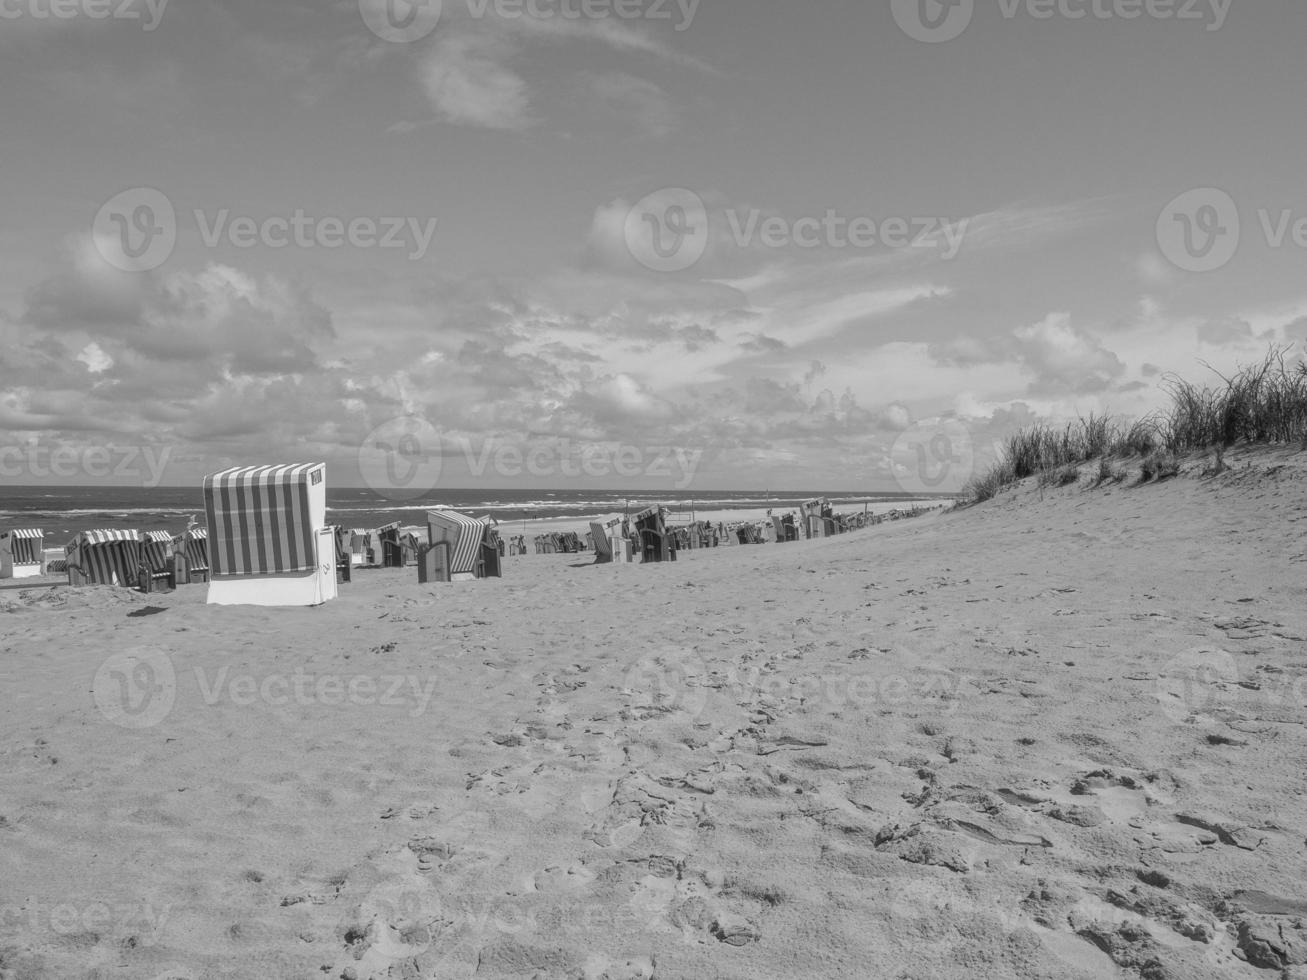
3, 449, 1307, 979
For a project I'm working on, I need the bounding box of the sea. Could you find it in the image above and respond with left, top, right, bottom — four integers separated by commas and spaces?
0, 487, 950, 542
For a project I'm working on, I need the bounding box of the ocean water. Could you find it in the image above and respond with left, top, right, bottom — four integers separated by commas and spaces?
0, 486, 946, 542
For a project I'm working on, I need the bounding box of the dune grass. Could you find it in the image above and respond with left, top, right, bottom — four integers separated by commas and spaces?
962, 348, 1307, 503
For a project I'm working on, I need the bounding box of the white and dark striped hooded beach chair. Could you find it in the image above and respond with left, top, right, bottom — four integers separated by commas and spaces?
137, 531, 177, 593
202, 463, 338, 607
1, 528, 46, 579
771, 515, 788, 543
633, 506, 676, 563
590, 522, 615, 564
180, 527, 210, 583
65, 529, 142, 587
423, 509, 501, 583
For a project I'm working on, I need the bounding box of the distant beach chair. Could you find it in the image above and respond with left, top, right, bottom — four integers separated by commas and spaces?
423, 509, 502, 583
202, 463, 338, 607
330, 527, 352, 583
376, 521, 404, 568
136, 531, 177, 593
348, 528, 369, 566
770, 515, 787, 544
801, 498, 831, 539
590, 522, 616, 564
65, 529, 142, 587
0, 528, 46, 579
399, 528, 423, 566
172, 527, 210, 584
633, 505, 677, 563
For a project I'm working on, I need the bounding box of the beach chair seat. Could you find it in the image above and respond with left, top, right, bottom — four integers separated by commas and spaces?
418, 541, 451, 583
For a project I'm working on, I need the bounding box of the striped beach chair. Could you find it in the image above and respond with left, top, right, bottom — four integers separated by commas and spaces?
202, 463, 338, 607
1, 529, 46, 579
770, 515, 788, 544
374, 522, 404, 568
423, 509, 501, 583
65, 530, 142, 587
175, 527, 210, 583
590, 522, 616, 564
330, 526, 352, 583
633, 505, 677, 563
137, 531, 177, 593
802, 498, 830, 539
399, 528, 423, 566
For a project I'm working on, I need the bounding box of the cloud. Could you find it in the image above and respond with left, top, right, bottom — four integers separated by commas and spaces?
410, 6, 715, 132
420, 32, 532, 130
27, 253, 334, 377
575, 373, 676, 427
739, 333, 786, 354
488, 9, 716, 72
577, 70, 677, 137
1013, 313, 1126, 394
958, 200, 1110, 252
929, 314, 1125, 395
1197, 316, 1255, 346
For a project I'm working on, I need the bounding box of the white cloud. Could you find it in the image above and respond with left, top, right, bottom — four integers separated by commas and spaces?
420, 33, 532, 130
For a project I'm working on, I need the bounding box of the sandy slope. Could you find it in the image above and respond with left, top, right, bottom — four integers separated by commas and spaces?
2, 448, 1306, 980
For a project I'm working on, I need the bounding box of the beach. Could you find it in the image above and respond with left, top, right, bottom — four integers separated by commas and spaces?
1, 448, 1305, 979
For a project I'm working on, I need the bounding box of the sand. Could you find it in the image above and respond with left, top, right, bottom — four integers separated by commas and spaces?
2, 448, 1306, 980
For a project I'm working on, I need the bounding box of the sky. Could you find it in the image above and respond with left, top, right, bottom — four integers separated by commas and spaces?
2, 0, 1305, 492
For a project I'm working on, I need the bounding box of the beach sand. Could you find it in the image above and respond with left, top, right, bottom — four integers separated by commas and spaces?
2, 448, 1306, 979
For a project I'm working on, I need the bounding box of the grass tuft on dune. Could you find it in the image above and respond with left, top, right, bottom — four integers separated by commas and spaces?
964, 346, 1307, 504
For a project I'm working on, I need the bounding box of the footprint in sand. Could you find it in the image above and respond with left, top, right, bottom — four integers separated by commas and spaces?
530, 862, 597, 894
578, 953, 657, 979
